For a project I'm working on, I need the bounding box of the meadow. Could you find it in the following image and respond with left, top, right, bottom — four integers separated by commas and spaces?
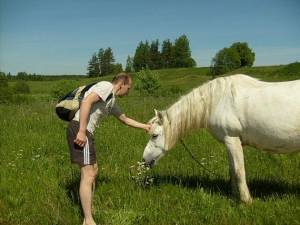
0, 65, 299, 225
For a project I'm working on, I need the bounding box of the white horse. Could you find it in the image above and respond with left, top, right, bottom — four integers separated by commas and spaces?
143, 74, 300, 203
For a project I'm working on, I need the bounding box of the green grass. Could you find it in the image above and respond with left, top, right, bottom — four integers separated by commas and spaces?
1, 66, 300, 225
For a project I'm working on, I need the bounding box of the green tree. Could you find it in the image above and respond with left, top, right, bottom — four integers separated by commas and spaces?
87, 53, 100, 77
133, 42, 143, 71
210, 47, 241, 76
125, 55, 134, 72
173, 35, 196, 68
7, 72, 12, 79
210, 42, 255, 76
133, 41, 150, 71
230, 42, 255, 67
112, 63, 123, 74
16, 72, 28, 80
161, 39, 174, 68
98, 48, 105, 76
102, 47, 115, 75
96, 47, 116, 76
149, 40, 161, 69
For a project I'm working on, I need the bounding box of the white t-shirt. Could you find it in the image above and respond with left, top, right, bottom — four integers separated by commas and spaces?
73, 81, 122, 134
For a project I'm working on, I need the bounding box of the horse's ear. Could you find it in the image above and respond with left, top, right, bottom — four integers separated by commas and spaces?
154, 109, 164, 124
154, 109, 158, 117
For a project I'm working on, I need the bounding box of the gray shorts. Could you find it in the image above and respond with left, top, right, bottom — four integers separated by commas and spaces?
67, 120, 97, 166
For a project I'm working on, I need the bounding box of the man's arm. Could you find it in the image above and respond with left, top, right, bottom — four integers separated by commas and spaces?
117, 114, 151, 131
74, 92, 101, 147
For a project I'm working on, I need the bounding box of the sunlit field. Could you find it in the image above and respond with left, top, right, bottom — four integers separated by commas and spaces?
0, 66, 299, 225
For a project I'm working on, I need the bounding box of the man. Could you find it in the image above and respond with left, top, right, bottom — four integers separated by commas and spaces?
67, 73, 150, 225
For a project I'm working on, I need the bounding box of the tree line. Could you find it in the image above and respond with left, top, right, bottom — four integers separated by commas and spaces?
128, 34, 196, 72
1, 38, 255, 79
0, 72, 86, 81
0, 72, 45, 81
87, 34, 196, 77
87, 37, 255, 77
87, 47, 123, 77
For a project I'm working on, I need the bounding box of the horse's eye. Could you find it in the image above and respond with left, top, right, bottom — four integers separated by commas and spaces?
152, 134, 158, 138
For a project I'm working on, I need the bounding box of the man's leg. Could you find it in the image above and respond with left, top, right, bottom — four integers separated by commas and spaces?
80, 163, 98, 225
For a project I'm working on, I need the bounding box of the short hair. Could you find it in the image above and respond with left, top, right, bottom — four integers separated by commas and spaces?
112, 73, 132, 84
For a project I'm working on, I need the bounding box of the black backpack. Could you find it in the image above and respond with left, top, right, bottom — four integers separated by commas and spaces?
55, 82, 97, 121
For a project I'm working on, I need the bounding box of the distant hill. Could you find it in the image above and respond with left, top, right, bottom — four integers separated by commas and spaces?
147, 62, 300, 91
225, 62, 300, 82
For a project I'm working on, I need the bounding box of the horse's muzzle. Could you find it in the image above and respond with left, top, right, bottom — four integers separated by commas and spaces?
142, 158, 155, 168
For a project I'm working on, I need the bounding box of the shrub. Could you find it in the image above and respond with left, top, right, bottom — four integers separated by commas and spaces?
0, 74, 8, 88
11, 94, 34, 104
13, 81, 30, 94
0, 77, 34, 104
0, 75, 12, 103
0, 86, 13, 103
275, 62, 300, 76
134, 68, 160, 95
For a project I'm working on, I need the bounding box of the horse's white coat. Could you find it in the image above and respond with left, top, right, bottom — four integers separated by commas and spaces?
143, 74, 300, 203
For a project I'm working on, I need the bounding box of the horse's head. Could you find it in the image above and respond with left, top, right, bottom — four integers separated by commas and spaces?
143, 109, 167, 167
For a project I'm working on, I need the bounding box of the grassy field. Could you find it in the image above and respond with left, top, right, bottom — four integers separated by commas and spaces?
0, 66, 299, 225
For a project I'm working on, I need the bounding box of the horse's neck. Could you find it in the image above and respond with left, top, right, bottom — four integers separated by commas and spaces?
164, 85, 211, 150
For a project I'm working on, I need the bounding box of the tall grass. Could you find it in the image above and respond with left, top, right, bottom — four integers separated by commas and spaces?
0, 66, 299, 225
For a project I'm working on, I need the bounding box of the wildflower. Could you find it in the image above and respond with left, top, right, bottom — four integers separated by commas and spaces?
130, 161, 154, 187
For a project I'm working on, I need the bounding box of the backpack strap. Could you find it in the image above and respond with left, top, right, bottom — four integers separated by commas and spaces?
78, 82, 98, 101
105, 92, 113, 103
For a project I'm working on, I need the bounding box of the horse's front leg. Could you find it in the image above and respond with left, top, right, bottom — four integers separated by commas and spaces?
224, 136, 252, 203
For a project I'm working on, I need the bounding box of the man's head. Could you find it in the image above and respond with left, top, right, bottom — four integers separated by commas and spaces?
112, 73, 132, 97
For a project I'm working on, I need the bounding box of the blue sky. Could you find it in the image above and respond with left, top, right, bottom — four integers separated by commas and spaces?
0, 0, 299, 75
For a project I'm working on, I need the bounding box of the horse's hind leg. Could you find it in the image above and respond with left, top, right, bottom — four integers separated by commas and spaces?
224, 136, 252, 203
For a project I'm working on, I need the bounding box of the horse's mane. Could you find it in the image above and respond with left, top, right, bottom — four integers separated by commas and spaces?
163, 80, 212, 149
162, 74, 260, 150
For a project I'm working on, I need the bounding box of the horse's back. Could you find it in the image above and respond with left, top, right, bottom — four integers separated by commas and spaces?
232, 75, 300, 153
210, 75, 300, 153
